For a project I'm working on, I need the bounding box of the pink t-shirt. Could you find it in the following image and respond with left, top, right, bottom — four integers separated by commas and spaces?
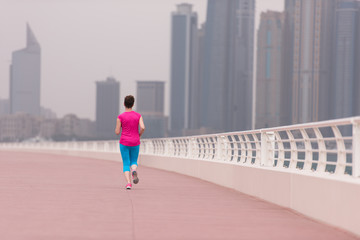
118, 111, 141, 146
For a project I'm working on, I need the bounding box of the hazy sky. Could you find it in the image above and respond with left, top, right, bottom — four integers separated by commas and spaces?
0, 0, 283, 120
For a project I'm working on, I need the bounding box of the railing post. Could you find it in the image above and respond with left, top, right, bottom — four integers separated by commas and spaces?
216, 135, 223, 161
187, 138, 192, 158
142, 141, 147, 154
261, 131, 267, 166
164, 139, 171, 156
261, 131, 273, 167
353, 120, 360, 177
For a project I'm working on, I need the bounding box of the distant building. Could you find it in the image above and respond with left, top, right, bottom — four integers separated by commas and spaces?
55, 114, 79, 139
202, 0, 255, 132
141, 115, 168, 139
281, 0, 296, 126
0, 98, 9, 116
39, 119, 58, 140
333, 0, 360, 119
10, 23, 41, 116
170, 3, 199, 136
0, 113, 40, 142
77, 118, 96, 140
137, 81, 164, 115
0, 112, 95, 142
192, 23, 205, 131
41, 106, 57, 119
53, 114, 96, 141
95, 77, 120, 139
355, 2, 360, 116
137, 81, 167, 138
256, 11, 285, 129
290, 0, 336, 123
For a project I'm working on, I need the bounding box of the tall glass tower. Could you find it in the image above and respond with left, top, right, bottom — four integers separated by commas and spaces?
137, 81, 167, 138
202, 0, 255, 132
10, 24, 41, 116
291, 0, 336, 123
170, 4, 199, 136
333, 0, 360, 119
96, 77, 120, 139
256, 11, 284, 129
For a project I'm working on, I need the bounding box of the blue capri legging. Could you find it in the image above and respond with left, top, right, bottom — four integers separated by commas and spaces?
120, 144, 140, 172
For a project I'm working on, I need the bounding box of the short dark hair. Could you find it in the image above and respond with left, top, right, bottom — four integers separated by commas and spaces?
124, 95, 135, 108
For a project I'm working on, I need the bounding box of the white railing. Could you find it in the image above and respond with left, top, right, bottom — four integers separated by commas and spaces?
1, 117, 360, 177
0, 140, 119, 154
140, 117, 360, 178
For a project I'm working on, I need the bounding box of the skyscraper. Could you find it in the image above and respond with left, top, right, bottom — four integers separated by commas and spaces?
137, 81, 167, 138
333, 0, 360, 119
291, 0, 336, 124
170, 3, 199, 136
281, 0, 296, 126
95, 77, 120, 139
355, 3, 360, 116
202, 0, 255, 132
10, 23, 41, 116
188, 23, 205, 131
137, 81, 164, 115
256, 11, 285, 129
0, 98, 9, 117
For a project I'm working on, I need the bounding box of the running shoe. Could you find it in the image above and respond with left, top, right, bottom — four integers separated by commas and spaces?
126, 183, 132, 190
132, 171, 139, 184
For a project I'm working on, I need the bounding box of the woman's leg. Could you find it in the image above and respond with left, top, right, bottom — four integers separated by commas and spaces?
124, 172, 131, 184
120, 144, 131, 184
129, 145, 140, 184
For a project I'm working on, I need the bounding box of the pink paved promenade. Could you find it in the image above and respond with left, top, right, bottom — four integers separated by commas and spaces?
0, 151, 359, 240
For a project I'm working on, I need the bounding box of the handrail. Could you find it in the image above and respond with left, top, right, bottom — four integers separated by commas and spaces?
1, 116, 360, 177
139, 116, 360, 177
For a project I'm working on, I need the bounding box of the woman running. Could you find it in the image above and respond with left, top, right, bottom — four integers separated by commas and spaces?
115, 95, 145, 190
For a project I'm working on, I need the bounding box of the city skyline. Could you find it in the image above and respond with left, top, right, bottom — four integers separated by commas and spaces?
0, 0, 284, 121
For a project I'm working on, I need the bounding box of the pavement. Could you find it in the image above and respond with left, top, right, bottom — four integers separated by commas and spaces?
0, 151, 359, 240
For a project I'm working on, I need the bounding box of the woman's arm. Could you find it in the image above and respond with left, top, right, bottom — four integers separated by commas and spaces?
139, 116, 145, 137
115, 118, 121, 135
